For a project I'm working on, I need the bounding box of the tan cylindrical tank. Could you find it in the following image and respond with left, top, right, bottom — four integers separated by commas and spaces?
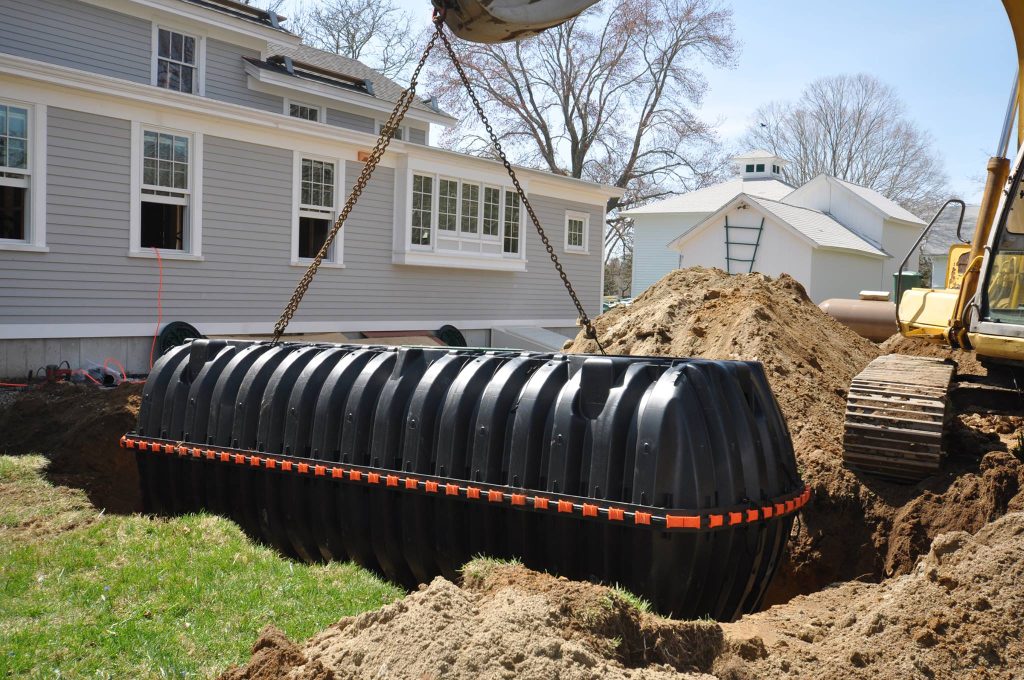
819, 297, 897, 342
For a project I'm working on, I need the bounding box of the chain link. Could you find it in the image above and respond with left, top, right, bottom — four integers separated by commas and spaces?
271, 28, 441, 343
272, 16, 605, 354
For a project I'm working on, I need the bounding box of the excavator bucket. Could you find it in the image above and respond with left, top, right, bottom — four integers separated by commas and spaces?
122, 339, 807, 620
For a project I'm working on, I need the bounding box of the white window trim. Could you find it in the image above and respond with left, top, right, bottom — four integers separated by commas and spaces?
291, 151, 344, 267
284, 98, 325, 124
563, 210, 590, 254
0, 98, 47, 253
151, 24, 206, 96
128, 121, 204, 260
398, 168, 527, 271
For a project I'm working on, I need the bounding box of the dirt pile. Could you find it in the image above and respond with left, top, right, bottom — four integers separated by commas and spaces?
224, 518, 1024, 680
567, 267, 881, 460
220, 561, 722, 680
566, 268, 1024, 602
718, 511, 1024, 679
0, 383, 143, 513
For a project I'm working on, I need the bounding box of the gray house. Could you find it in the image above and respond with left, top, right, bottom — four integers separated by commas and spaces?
0, 0, 619, 377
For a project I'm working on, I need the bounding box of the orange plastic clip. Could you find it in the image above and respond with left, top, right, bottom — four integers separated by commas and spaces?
386, 475, 399, 487
314, 465, 326, 476
405, 478, 418, 490
533, 496, 549, 510
511, 493, 526, 506
582, 504, 598, 517
557, 500, 573, 514
265, 458, 277, 470
488, 490, 503, 503
331, 467, 343, 478
281, 460, 292, 472
708, 514, 724, 528
608, 507, 625, 521
665, 514, 700, 529
250, 456, 262, 467
728, 511, 743, 525
446, 483, 460, 496
466, 486, 481, 499
746, 509, 759, 522
349, 469, 362, 482
761, 505, 773, 519
425, 480, 439, 493
634, 511, 651, 525
367, 472, 380, 484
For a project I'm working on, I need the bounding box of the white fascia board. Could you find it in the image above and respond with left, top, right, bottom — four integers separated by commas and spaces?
83, 0, 299, 47
0, 319, 579, 340
818, 245, 889, 260
0, 53, 619, 206
245, 63, 457, 128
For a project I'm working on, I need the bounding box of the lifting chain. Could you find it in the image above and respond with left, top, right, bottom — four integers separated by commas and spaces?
272, 13, 605, 354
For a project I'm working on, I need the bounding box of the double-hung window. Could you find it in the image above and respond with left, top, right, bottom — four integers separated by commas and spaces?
564, 211, 589, 253
140, 129, 192, 251
0, 103, 30, 244
155, 28, 199, 94
406, 172, 525, 268
296, 157, 338, 263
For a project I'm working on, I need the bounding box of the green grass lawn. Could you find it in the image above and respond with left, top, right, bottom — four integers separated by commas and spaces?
0, 455, 403, 679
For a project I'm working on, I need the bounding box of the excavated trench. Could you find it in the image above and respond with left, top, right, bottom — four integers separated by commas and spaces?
3, 267, 1023, 679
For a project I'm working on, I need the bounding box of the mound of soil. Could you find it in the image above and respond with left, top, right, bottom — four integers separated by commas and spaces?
0, 383, 143, 513
220, 562, 723, 680
566, 268, 1024, 603
224, 516, 1024, 680
718, 511, 1024, 679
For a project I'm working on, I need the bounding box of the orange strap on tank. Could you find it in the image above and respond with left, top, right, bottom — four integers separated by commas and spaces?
120, 435, 810, 532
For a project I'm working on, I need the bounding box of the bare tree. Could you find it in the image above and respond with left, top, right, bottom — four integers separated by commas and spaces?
743, 74, 949, 218
296, 0, 427, 81
426, 0, 737, 260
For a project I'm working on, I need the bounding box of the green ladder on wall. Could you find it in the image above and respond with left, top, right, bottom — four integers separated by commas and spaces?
725, 216, 765, 274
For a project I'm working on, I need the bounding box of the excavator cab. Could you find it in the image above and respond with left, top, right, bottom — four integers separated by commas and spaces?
981, 155, 1024, 332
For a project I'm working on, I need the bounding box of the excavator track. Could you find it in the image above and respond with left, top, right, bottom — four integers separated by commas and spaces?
843, 354, 956, 481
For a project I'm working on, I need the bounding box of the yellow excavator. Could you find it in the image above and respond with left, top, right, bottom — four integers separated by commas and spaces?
437, 0, 1024, 481
841, 1, 1024, 480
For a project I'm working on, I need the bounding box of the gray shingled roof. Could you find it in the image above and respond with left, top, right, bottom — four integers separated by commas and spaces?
267, 42, 453, 120
832, 177, 924, 224
746, 196, 887, 257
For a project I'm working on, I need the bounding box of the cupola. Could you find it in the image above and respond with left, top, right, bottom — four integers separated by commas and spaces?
734, 150, 788, 179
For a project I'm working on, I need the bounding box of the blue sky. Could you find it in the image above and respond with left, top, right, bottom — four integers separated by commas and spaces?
299, 1, 1018, 203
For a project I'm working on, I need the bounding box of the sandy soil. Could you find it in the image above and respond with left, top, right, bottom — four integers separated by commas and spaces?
222, 513, 1024, 680
219, 562, 722, 680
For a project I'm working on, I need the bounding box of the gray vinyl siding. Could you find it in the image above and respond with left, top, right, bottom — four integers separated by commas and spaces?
0, 108, 135, 323
205, 39, 283, 113
0, 116, 602, 330
408, 128, 427, 145
327, 108, 375, 134
0, 0, 150, 83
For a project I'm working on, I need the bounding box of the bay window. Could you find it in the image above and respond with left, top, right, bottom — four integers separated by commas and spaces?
404, 172, 526, 270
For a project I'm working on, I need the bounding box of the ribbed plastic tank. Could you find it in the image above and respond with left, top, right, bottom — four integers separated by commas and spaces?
124, 339, 808, 620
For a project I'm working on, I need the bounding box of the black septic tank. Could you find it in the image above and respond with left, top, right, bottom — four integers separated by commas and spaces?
125, 339, 807, 620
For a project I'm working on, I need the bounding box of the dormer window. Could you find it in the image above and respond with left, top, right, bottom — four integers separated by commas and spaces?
772, 164, 780, 174
745, 164, 754, 173
755, 164, 765, 172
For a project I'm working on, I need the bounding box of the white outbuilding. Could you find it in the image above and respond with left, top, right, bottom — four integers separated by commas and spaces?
624, 151, 926, 302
